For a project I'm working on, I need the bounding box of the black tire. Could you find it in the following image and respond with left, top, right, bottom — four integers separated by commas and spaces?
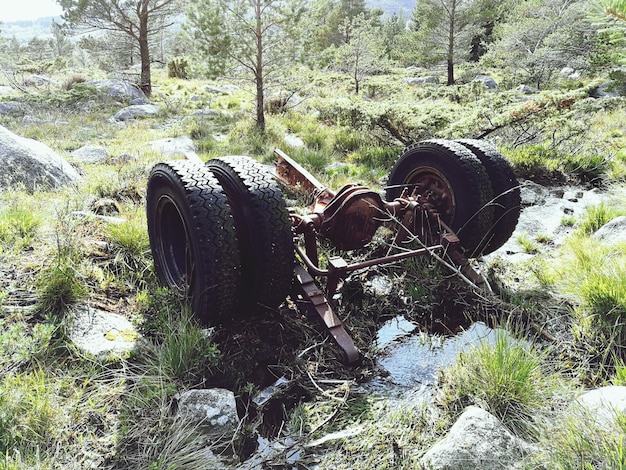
455, 139, 521, 255
207, 156, 294, 311
146, 160, 241, 324
385, 139, 494, 256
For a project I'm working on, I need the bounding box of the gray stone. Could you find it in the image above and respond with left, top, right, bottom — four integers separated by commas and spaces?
25, 74, 58, 87
71, 145, 109, 164
70, 304, 139, 356
0, 101, 32, 116
88, 78, 148, 103
284, 133, 304, 148
90, 198, 120, 216
516, 85, 535, 95
404, 76, 440, 86
0, 125, 81, 191
191, 109, 220, 117
203, 85, 228, 94
420, 406, 535, 470
22, 115, 46, 125
176, 389, 239, 432
574, 386, 626, 429
0, 86, 15, 96
473, 74, 498, 90
589, 81, 626, 98
148, 136, 196, 157
593, 216, 626, 244
113, 104, 159, 121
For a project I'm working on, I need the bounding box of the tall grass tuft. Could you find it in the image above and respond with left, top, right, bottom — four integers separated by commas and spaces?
437, 329, 562, 437
137, 289, 221, 385
577, 202, 620, 236
36, 260, 86, 321
0, 204, 41, 253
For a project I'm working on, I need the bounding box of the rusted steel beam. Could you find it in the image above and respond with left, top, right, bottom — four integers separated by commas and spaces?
294, 265, 360, 364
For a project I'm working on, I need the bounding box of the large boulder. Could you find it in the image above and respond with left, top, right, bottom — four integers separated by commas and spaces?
420, 406, 536, 470
87, 78, 148, 103
0, 125, 81, 191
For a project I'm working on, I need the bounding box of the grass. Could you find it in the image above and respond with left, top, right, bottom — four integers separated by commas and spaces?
436, 329, 564, 437
1, 65, 626, 469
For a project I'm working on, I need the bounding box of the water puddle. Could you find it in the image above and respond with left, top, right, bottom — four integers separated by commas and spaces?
366, 319, 498, 394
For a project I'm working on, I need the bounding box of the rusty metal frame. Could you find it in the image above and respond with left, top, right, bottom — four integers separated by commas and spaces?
274, 148, 486, 365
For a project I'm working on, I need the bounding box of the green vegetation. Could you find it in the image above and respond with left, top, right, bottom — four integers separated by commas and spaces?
1, 0, 626, 466
437, 330, 564, 437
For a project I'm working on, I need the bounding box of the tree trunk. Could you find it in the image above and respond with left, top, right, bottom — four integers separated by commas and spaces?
446, 0, 456, 86
255, 0, 265, 131
139, 6, 152, 96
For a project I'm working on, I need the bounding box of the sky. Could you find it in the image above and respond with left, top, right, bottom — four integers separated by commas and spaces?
0, 0, 63, 22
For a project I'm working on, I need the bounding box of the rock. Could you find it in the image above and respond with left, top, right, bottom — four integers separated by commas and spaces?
0, 101, 32, 116
190, 109, 220, 117
88, 78, 148, 103
22, 115, 46, 125
593, 216, 626, 244
147, 136, 196, 157
220, 84, 240, 93
265, 91, 304, 113
403, 76, 440, 86
25, 74, 58, 87
520, 180, 549, 206
0, 86, 15, 96
473, 74, 498, 90
325, 162, 349, 172
516, 85, 535, 95
109, 153, 138, 165
284, 133, 304, 148
113, 104, 159, 121
589, 81, 626, 98
573, 386, 626, 429
69, 304, 139, 356
0, 125, 81, 191
203, 85, 229, 94
71, 145, 109, 164
90, 198, 120, 216
420, 406, 536, 470
176, 389, 239, 433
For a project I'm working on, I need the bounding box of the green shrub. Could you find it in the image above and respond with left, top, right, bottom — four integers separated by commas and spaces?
504, 144, 560, 180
